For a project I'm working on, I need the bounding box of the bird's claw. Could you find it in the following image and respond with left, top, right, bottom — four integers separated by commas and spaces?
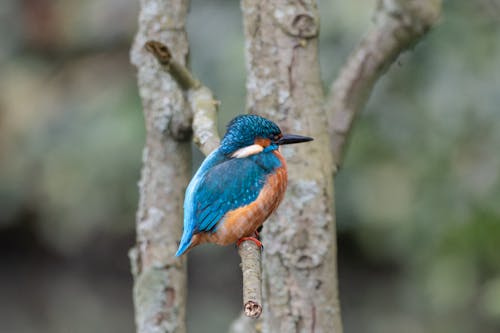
237, 236, 263, 250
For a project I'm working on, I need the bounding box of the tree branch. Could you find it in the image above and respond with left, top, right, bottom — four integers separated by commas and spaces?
145, 40, 200, 90
130, 1, 190, 333
326, 0, 441, 172
240, 0, 342, 332
189, 87, 220, 155
145, 40, 220, 155
147, 40, 262, 319
238, 240, 262, 318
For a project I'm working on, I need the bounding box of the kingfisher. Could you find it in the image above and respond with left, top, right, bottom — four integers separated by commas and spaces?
175, 114, 313, 256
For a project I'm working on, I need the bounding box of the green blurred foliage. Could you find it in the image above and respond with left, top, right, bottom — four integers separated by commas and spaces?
330, 1, 500, 331
0, 0, 499, 332
0, 54, 144, 254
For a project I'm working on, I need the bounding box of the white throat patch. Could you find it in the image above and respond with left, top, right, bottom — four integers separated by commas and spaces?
231, 144, 264, 158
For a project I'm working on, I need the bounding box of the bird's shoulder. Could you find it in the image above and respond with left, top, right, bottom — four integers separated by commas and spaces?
187, 149, 283, 233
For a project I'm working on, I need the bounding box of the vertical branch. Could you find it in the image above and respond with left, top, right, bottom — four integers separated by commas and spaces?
146, 40, 263, 320
144, 40, 220, 155
130, 1, 190, 333
240, 0, 342, 332
326, 0, 442, 172
146, 37, 267, 327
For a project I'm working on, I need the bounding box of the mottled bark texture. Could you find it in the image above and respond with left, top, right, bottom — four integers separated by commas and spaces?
237, 0, 441, 332
239, 240, 263, 318
327, 0, 442, 170
189, 86, 220, 155
130, 0, 441, 332
144, 40, 220, 155
130, 1, 190, 333
241, 0, 341, 332
144, 40, 263, 318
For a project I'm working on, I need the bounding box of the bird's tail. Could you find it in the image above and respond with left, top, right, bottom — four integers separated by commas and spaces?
175, 229, 193, 256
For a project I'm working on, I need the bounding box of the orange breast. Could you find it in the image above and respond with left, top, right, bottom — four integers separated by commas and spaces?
191, 151, 288, 247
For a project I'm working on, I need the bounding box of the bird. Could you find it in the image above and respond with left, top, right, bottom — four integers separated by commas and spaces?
175, 114, 313, 256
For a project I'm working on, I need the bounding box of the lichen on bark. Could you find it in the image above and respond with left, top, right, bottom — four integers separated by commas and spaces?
130, 1, 190, 333
129, 0, 441, 332
241, 0, 342, 332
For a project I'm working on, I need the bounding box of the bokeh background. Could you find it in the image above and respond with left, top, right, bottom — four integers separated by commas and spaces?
1, 0, 499, 332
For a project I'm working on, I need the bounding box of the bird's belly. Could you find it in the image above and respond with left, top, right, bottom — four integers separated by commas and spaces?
204, 165, 287, 246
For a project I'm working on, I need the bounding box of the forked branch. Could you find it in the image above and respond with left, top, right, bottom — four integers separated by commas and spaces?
146, 41, 262, 318
326, 0, 441, 173
145, 40, 220, 155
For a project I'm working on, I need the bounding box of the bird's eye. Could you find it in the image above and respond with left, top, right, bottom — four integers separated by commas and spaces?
273, 135, 280, 141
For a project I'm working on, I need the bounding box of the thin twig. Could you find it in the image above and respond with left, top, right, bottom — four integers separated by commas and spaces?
189, 87, 221, 155
145, 40, 200, 90
325, 0, 441, 173
145, 40, 220, 154
238, 240, 263, 319
146, 40, 261, 318
130, 2, 190, 332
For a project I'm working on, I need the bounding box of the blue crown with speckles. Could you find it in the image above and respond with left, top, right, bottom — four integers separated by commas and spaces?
220, 115, 282, 155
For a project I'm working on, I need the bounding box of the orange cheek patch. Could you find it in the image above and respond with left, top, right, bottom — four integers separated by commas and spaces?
254, 137, 271, 147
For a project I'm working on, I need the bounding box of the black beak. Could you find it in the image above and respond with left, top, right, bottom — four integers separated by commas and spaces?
277, 134, 314, 145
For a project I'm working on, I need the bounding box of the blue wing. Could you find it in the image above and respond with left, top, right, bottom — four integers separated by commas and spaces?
175, 149, 281, 256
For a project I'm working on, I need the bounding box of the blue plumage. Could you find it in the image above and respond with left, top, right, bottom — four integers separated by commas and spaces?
220, 115, 281, 155
175, 148, 282, 256
175, 114, 313, 256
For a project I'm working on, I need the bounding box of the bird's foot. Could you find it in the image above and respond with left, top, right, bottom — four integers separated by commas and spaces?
237, 235, 263, 249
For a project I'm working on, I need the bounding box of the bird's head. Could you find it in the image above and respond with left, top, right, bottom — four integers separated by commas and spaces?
220, 115, 313, 158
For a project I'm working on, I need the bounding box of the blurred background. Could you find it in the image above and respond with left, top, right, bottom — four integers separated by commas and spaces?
1, 0, 499, 332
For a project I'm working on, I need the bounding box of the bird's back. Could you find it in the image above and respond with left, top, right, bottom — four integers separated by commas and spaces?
176, 148, 286, 256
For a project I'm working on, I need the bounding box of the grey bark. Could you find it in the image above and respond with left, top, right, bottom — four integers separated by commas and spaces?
129, 0, 441, 332
130, 1, 190, 333
237, 0, 441, 332
241, 0, 341, 332
327, 0, 442, 170
239, 240, 263, 318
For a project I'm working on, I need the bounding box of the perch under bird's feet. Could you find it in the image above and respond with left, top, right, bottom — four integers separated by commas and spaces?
237, 231, 263, 318
237, 235, 262, 249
